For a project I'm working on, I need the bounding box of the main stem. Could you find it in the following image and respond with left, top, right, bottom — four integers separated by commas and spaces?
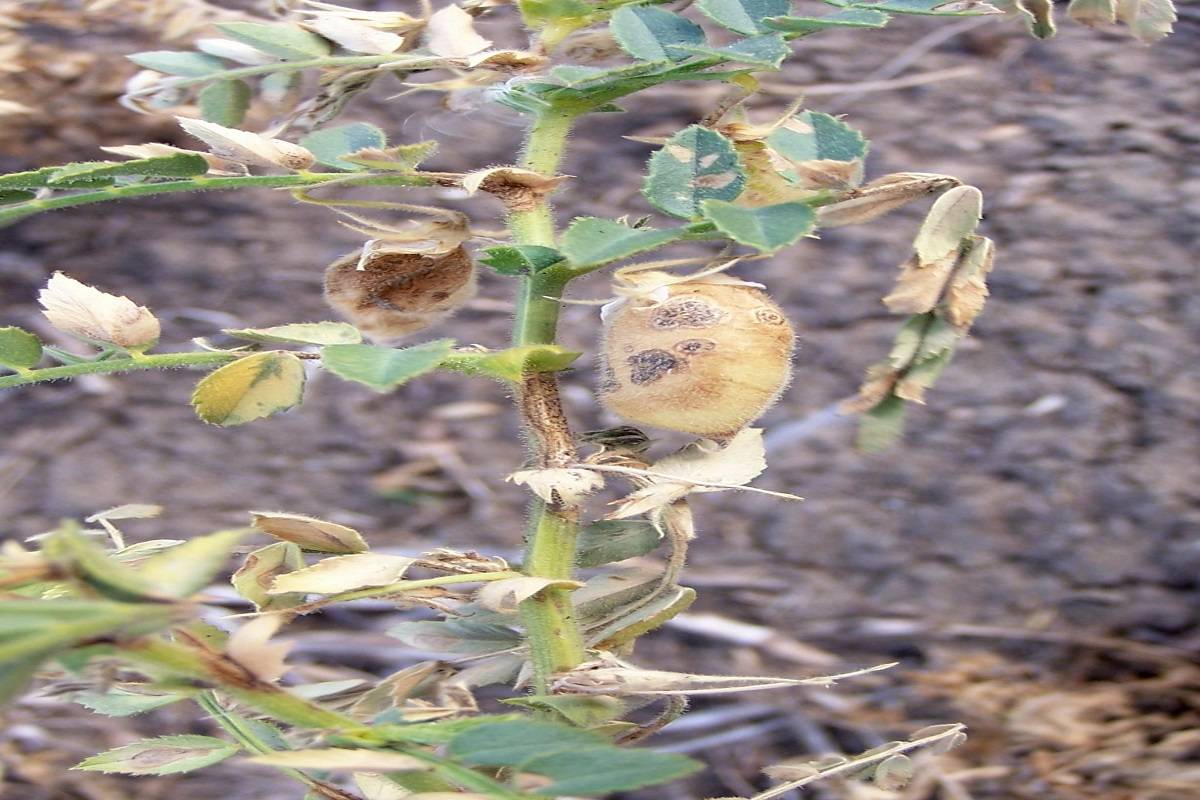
508, 109, 586, 692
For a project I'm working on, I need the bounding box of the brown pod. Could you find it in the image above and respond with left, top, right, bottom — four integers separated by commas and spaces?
600, 275, 795, 439
323, 243, 476, 343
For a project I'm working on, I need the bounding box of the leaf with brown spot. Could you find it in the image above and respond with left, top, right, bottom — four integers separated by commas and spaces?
74, 735, 239, 775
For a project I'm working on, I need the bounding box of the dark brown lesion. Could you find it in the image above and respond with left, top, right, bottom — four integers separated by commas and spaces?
754, 307, 787, 325
650, 298, 725, 330
627, 349, 682, 384
673, 338, 716, 355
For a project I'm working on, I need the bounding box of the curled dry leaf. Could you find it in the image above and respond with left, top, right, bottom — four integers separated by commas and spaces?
176, 117, 315, 170
250, 511, 368, 554
306, 17, 405, 54
817, 173, 961, 228
506, 468, 604, 506
461, 167, 568, 211
465, 50, 550, 70
476, 576, 582, 614
269, 553, 416, 595
39, 272, 160, 348
424, 5, 491, 58
882, 251, 959, 315
226, 613, 294, 683
945, 235, 996, 328
606, 428, 774, 519
86, 504, 163, 522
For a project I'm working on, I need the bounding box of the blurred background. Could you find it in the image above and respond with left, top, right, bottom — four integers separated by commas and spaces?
1, 2, 1197, 799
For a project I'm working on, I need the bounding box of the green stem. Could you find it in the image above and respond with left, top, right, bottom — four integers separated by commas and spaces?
0, 173, 435, 228
0, 350, 240, 390
507, 108, 587, 694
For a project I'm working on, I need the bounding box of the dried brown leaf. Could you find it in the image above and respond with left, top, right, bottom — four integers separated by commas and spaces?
39, 272, 160, 348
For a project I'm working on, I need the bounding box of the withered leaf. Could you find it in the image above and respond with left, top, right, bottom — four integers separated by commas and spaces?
817, 172, 961, 228
476, 576, 582, 614
945, 235, 996, 328
39, 273, 160, 348
226, 613, 293, 683
882, 251, 959, 315
269, 553, 416, 595
424, 5, 491, 57
912, 185, 982, 264
250, 511, 368, 554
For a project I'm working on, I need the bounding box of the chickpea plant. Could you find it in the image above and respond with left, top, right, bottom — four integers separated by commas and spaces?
0, 1, 1175, 798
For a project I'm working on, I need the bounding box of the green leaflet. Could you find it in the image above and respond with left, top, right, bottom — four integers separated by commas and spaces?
767, 111, 869, 164
223, 322, 363, 346
671, 34, 791, 69
765, 8, 893, 34
447, 720, 702, 797
127, 50, 227, 77
610, 6, 707, 62
320, 340, 453, 392
215, 21, 331, 60
74, 735, 239, 775
696, 0, 792, 34
560, 217, 684, 267
0, 326, 43, 369
198, 79, 251, 127
47, 154, 210, 184
300, 123, 388, 171
644, 125, 746, 219
480, 245, 566, 276
701, 199, 816, 252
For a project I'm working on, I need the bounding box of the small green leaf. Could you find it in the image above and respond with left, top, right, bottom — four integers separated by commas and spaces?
671, 34, 791, 69
47, 154, 210, 184
43, 525, 165, 602
0, 599, 175, 672
198, 79, 252, 127
74, 689, 184, 717
448, 720, 605, 765
700, 199, 815, 252
764, 8, 892, 34
0, 189, 34, 204
560, 217, 684, 267
610, 6, 707, 62
503, 695, 625, 727
767, 110, 869, 165
697, 0, 791, 34
300, 123, 388, 171
0, 326, 43, 369
127, 50, 228, 77
223, 322, 363, 346
74, 735, 239, 775
530, 746, 702, 796
857, 394, 907, 452
855, 0, 998, 14
442, 345, 580, 382
191, 352, 307, 426
480, 245, 565, 276
0, 166, 112, 190
644, 125, 746, 219
576, 520, 664, 568
215, 22, 331, 60
321, 340, 453, 392
138, 529, 246, 598
589, 586, 696, 648
0, 656, 42, 706
232, 542, 307, 611
448, 720, 702, 797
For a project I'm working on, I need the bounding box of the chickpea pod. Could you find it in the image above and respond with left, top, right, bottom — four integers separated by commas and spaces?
323, 242, 476, 343
599, 271, 795, 439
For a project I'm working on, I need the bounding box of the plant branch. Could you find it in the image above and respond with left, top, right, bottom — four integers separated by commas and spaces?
508, 107, 587, 694
0, 351, 240, 390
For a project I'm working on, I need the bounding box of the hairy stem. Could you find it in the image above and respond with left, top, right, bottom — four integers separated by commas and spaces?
508, 108, 586, 693
0, 351, 241, 390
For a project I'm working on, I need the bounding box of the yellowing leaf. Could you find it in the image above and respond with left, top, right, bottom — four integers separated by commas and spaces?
248, 748, 429, 771
39, 272, 160, 348
176, 117, 315, 170
424, 6, 492, 57
227, 613, 293, 683
268, 553, 415, 595
250, 511, 368, 554
191, 352, 306, 426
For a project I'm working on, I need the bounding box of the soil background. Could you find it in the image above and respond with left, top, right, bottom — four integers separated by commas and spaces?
1, 3, 1198, 799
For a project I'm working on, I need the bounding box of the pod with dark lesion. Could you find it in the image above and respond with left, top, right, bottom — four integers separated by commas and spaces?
599, 272, 795, 439
323, 241, 476, 343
